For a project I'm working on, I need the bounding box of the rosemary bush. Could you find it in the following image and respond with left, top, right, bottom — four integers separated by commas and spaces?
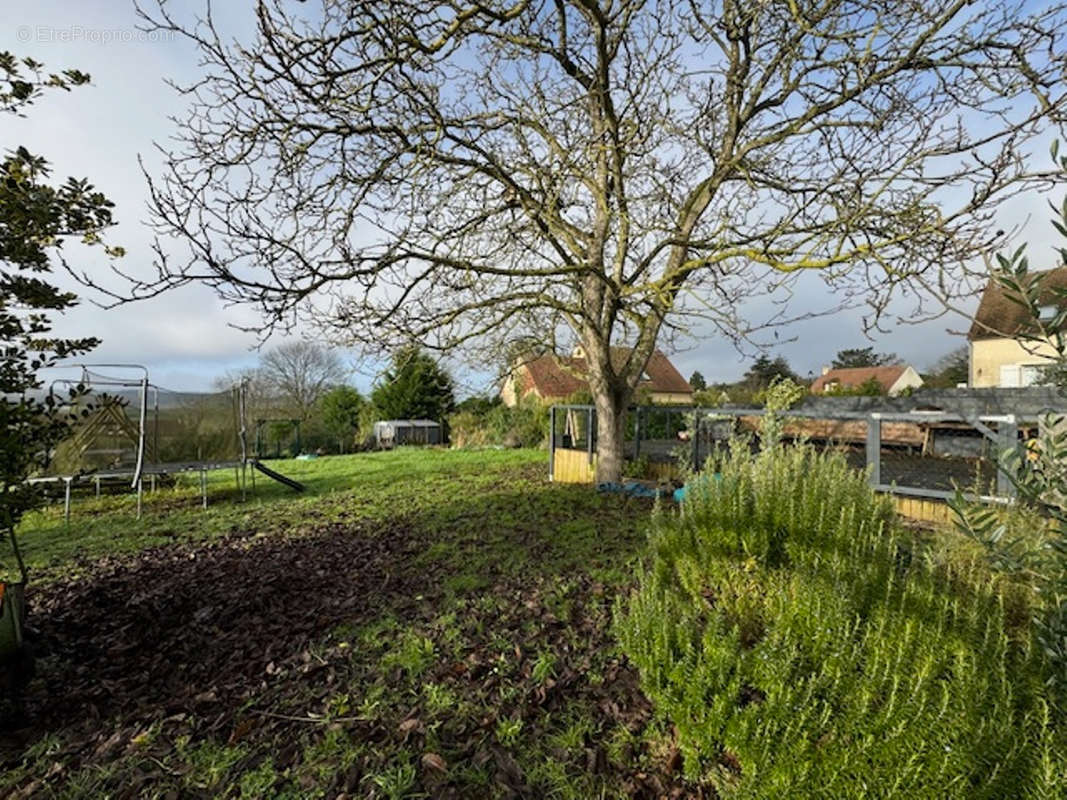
616, 441, 1064, 798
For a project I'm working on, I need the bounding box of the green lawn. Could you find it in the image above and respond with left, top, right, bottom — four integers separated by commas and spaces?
1, 448, 701, 798
13, 448, 546, 582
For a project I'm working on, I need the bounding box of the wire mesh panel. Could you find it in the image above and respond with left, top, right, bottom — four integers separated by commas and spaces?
694, 409, 1015, 501
552, 401, 1029, 503
551, 406, 595, 453
877, 420, 1000, 496
631, 406, 691, 463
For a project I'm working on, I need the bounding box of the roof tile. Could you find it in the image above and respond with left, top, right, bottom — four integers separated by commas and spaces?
810, 365, 909, 394
969, 266, 1067, 340
517, 348, 692, 400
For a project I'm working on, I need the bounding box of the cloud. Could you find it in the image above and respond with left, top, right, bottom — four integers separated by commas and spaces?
4, 1, 1063, 395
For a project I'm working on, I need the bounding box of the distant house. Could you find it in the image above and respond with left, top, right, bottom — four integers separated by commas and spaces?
501, 347, 693, 406
968, 267, 1067, 387
810, 365, 923, 396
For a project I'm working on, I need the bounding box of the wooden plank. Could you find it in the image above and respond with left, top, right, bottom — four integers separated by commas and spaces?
737, 416, 924, 446
893, 495, 953, 526
553, 449, 596, 484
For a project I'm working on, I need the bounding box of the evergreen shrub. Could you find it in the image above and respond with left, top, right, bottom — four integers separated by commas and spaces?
616, 440, 1064, 798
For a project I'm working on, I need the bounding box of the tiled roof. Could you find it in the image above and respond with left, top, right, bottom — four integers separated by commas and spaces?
810, 365, 909, 394
969, 266, 1067, 340
517, 348, 692, 400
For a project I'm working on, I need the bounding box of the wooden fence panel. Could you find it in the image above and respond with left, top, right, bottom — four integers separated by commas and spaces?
553, 449, 596, 484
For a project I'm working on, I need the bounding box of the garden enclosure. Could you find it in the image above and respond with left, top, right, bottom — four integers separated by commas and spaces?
548, 400, 1053, 521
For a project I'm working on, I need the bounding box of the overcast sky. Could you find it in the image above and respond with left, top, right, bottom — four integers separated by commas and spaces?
4, 1, 1062, 395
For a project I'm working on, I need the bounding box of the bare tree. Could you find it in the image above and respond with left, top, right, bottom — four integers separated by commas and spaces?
109, 0, 1067, 480
259, 341, 346, 420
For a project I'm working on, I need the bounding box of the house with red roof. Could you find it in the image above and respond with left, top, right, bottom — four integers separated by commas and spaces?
500, 347, 693, 407
810, 364, 923, 396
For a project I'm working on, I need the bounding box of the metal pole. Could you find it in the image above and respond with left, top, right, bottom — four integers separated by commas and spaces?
549, 406, 556, 482
201, 469, 208, 509
866, 414, 881, 488
64, 478, 72, 526
150, 474, 156, 493
634, 407, 641, 460
153, 387, 159, 468
587, 408, 594, 466
692, 415, 700, 471
996, 415, 1018, 499
131, 376, 149, 489
136, 477, 143, 520
95, 475, 100, 498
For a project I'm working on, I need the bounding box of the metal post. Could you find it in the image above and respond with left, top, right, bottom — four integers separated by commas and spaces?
587, 408, 595, 465
95, 475, 100, 498
692, 414, 700, 471
633, 407, 641, 460
201, 469, 208, 509
64, 478, 72, 526
866, 414, 881, 488
131, 376, 149, 490
549, 406, 556, 482
150, 474, 156, 493
996, 415, 1018, 499
136, 478, 143, 520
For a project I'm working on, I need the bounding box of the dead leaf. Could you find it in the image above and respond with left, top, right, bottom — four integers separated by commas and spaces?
421, 752, 447, 773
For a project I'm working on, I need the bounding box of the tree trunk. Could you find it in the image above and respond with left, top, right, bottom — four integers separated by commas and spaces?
593, 385, 630, 483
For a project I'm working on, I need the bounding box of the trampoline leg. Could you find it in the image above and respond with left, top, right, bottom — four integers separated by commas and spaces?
235, 466, 244, 502
150, 474, 156, 493
95, 476, 100, 498
201, 470, 208, 509
137, 478, 143, 520
64, 478, 72, 526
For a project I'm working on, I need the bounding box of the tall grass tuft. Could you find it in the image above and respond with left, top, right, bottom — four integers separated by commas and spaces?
616, 441, 1064, 799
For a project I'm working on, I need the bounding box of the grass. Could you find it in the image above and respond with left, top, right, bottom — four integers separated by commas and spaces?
8, 448, 544, 582
11, 444, 1054, 798
2, 447, 687, 799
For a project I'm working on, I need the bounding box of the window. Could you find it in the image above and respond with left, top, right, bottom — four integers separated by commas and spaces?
1002, 363, 1050, 387
1021, 364, 1048, 387
999, 364, 1021, 387
1039, 304, 1058, 322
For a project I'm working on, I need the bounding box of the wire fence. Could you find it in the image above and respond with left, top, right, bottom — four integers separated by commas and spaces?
550, 403, 1028, 502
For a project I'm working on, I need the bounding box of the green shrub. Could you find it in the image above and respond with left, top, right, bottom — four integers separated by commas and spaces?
616, 441, 1064, 799
448, 396, 548, 448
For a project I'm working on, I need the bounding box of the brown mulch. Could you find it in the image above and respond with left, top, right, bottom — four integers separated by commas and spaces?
1, 523, 711, 798
4, 522, 423, 743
